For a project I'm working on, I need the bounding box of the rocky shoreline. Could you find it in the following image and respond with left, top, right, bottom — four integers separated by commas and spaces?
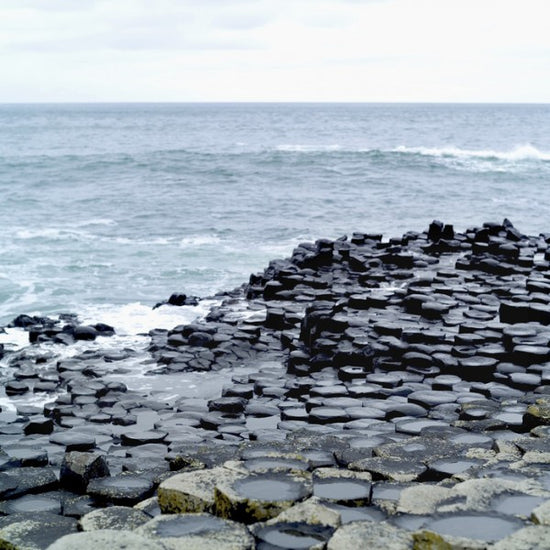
1, 219, 550, 549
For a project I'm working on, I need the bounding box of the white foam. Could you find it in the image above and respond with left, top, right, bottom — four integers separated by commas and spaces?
78, 300, 217, 337
0, 327, 30, 352
275, 144, 342, 153
393, 144, 550, 162
179, 235, 221, 248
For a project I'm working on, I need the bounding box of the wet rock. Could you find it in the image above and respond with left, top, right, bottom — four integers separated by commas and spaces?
158, 467, 242, 514
87, 474, 155, 505
215, 471, 312, 524
491, 525, 550, 550
50, 431, 96, 451
46, 529, 167, 550
418, 512, 526, 545
24, 416, 54, 435
349, 456, 427, 482
263, 496, 342, 528
0, 513, 77, 550
60, 452, 110, 493
252, 521, 334, 550
0, 467, 58, 499
121, 429, 168, 446
73, 326, 99, 341
135, 513, 254, 550
79, 505, 150, 531
327, 521, 413, 550
312, 468, 372, 506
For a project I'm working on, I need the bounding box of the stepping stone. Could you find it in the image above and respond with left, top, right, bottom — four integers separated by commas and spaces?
0, 492, 62, 515
457, 356, 498, 381
395, 419, 450, 436
158, 467, 242, 514
312, 469, 372, 506
0, 467, 58, 499
135, 513, 255, 550
407, 391, 458, 408
253, 521, 334, 549
492, 525, 550, 550
46, 529, 166, 550
208, 397, 247, 413
308, 407, 349, 424
0, 513, 77, 549
327, 521, 412, 550
121, 430, 167, 446
87, 474, 154, 505
419, 512, 525, 544
50, 431, 96, 451
215, 471, 312, 524
425, 458, 484, 480
349, 456, 427, 482
79, 506, 150, 531
4, 446, 48, 467
60, 452, 110, 493
512, 345, 550, 366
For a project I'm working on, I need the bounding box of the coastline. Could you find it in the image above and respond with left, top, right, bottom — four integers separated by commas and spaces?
1, 219, 550, 548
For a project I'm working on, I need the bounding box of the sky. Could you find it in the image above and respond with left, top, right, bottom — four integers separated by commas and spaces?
0, 0, 549, 102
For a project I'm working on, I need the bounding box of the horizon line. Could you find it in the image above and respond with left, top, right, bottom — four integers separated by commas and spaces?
1, 100, 550, 106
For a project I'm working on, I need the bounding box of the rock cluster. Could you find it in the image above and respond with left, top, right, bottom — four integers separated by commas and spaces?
1, 219, 550, 549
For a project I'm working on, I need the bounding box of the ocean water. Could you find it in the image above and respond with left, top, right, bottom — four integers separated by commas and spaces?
1, 102, 550, 335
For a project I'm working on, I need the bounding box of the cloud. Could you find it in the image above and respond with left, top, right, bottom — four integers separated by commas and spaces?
1, 0, 549, 102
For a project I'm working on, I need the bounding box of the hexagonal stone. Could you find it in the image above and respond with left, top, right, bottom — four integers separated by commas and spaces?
50, 431, 96, 451
0, 492, 63, 515
46, 529, 167, 550
0, 513, 77, 550
349, 457, 427, 482
120, 430, 167, 446
491, 525, 550, 550
79, 506, 150, 531
24, 417, 54, 435
158, 467, 242, 514
60, 452, 110, 493
313, 468, 372, 506
215, 471, 312, 524
327, 521, 413, 550
253, 521, 334, 549
87, 474, 154, 505
135, 513, 254, 550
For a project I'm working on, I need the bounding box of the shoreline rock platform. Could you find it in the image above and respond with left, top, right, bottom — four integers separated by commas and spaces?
1, 219, 550, 549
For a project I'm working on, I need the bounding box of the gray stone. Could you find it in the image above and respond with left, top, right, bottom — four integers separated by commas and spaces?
60, 451, 110, 492
46, 529, 167, 550
489, 525, 550, 549
0, 513, 77, 550
158, 467, 242, 514
135, 513, 254, 550
79, 505, 150, 531
327, 521, 413, 550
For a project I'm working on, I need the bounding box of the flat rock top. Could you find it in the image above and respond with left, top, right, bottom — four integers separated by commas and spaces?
46, 529, 168, 550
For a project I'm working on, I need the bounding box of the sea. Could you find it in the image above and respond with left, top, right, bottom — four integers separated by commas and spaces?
1, 102, 550, 345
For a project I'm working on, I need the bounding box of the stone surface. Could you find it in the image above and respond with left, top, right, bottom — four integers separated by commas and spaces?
327, 521, 413, 550
158, 467, 242, 514
79, 505, 151, 531
46, 529, 167, 550
135, 513, 254, 550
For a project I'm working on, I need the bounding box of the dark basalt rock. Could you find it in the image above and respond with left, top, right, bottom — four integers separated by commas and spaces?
3, 219, 550, 548
60, 452, 110, 493
87, 474, 155, 505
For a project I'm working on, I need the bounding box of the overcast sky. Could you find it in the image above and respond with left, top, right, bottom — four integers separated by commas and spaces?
1, 0, 549, 102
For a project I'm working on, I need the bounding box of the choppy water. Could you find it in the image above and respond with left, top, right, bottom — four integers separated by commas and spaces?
1, 102, 550, 332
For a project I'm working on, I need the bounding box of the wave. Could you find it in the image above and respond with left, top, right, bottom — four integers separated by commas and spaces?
392, 144, 550, 162
275, 144, 343, 153
272, 143, 550, 162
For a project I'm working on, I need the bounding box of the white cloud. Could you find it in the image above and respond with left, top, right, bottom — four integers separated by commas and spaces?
0, 0, 549, 101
